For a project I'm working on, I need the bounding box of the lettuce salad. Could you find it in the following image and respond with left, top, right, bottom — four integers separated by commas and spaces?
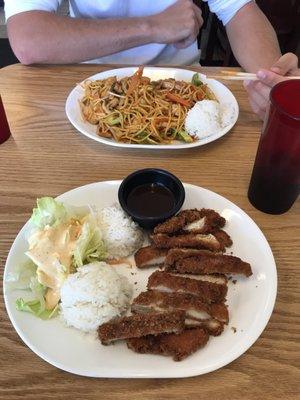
6, 197, 106, 319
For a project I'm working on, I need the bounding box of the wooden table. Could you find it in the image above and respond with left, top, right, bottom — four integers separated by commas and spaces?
0, 64, 299, 400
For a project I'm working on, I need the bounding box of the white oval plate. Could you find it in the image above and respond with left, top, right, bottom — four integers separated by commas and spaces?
65, 67, 239, 149
3, 181, 276, 378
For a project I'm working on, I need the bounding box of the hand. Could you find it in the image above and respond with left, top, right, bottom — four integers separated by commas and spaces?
243, 53, 299, 120
148, 0, 203, 49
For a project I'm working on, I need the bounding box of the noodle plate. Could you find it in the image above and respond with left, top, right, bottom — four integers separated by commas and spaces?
80, 66, 217, 145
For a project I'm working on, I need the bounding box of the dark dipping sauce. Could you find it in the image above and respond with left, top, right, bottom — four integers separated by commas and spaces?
126, 183, 175, 217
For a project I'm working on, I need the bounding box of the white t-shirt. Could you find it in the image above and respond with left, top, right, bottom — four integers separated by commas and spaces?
4, 0, 252, 65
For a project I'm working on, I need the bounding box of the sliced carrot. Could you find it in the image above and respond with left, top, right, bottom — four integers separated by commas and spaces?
154, 116, 169, 124
196, 90, 205, 101
126, 65, 145, 96
165, 92, 191, 107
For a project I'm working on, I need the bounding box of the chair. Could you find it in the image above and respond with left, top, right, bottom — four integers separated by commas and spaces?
256, 0, 300, 54
199, 0, 300, 67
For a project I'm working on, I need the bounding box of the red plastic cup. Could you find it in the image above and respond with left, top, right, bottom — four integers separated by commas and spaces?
248, 79, 300, 214
0, 95, 11, 144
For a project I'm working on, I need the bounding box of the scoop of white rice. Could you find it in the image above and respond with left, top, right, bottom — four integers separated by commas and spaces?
60, 262, 132, 332
97, 204, 144, 259
185, 100, 226, 139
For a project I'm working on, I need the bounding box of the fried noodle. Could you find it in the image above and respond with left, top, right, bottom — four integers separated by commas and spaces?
79, 66, 217, 144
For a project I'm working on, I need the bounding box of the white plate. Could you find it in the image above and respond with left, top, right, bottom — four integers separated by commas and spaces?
3, 181, 276, 378
65, 67, 239, 149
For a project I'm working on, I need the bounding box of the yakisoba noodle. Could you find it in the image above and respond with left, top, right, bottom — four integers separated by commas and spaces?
80, 66, 217, 144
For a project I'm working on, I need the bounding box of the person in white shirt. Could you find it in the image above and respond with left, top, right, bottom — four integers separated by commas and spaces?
5, 0, 299, 119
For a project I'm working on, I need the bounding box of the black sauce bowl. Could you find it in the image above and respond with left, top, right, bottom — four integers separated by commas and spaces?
118, 168, 185, 230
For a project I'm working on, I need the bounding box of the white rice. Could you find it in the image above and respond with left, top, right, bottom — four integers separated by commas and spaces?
60, 262, 132, 332
97, 204, 144, 259
185, 100, 232, 139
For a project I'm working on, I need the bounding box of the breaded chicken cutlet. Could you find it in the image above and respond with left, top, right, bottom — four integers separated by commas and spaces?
132, 291, 229, 323
150, 232, 224, 252
147, 270, 227, 303
134, 246, 167, 268
153, 208, 225, 235
98, 311, 185, 345
132, 291, 228, 335
165, 248, 252, 276
212, 229, 233, 248
127, 328, 209, 361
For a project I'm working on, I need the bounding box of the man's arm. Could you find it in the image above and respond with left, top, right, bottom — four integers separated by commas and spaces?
7, 0, 203, 65
226, 1, 281, 72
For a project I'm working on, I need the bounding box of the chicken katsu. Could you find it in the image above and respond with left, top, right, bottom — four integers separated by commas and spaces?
153, 213, 186, 235
153, 208, 225, 235
132, 291, 229, 324
132, 290, 228, 335
98, 311, 185, 345
127, 328, 209, 361
151, 232, 224, 252
180, 208, 226, 233
147, 270, 227, 303
174, 273, 228, 285
96, 205, 254, 361
165, 248, 252, 276
185, 318, 224, 335
134, 246, 167, 269
212, 229, 233, 248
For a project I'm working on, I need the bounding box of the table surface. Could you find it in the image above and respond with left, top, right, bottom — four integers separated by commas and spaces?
0, 64, 299, 400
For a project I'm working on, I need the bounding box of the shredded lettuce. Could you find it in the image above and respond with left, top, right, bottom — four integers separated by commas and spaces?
31, 197, 68, 228
29, 277, 47, 310
73, 215, 106, 268
16, 298, 58, 320
10, 274, 57, 319
10, 273, 58, 319
5, 260, 37, 291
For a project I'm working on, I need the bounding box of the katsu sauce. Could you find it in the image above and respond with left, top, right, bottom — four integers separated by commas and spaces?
126, 183, 175, 217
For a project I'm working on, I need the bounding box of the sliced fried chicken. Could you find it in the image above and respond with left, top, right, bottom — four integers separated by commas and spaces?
98, 311, 185, 345
153, 208, 225, 235
134, 246, 167, 269
184, 318, 224, 335
173, 273, 228, 285
132, 291, 229, 324
179, 209, 225, 233
147, 270, 227, 303
165, 248, 212, 266
150, 233, 223, 252
153, 214, 186, 235
127, 328, 209, 361
213, 229, 233, 248
165, 248, 252, 276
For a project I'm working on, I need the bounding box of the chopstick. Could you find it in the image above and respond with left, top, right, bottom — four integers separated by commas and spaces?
207, 70, 300, 81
